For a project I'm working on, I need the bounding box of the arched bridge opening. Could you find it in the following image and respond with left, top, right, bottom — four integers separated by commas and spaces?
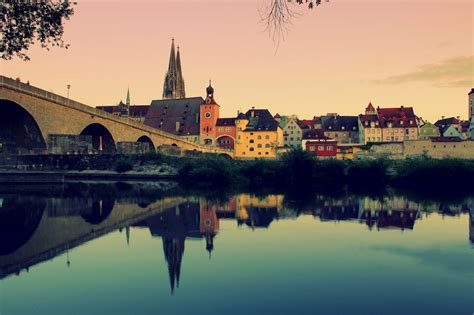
80, 123, 116, 154
0, 100, 47, 154
137, 136, 155, 153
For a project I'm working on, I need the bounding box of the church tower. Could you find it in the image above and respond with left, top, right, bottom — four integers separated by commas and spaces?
199, 81, 220, 145
469, 88, 474, 139
162, 39, 186, 99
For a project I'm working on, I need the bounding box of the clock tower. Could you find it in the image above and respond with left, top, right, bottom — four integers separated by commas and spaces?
199, 81, 220, 145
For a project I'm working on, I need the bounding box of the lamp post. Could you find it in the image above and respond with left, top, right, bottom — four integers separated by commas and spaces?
67, 84, 71, 104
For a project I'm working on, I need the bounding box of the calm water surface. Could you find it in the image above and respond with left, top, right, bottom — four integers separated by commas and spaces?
0, 182, 473, 315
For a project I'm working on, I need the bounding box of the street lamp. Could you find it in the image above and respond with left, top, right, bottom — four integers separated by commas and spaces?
67, 84, 71, 104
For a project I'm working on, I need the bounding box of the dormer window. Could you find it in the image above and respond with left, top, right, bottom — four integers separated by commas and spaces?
365, 121, 369, 126
341, 126, 345, 130
400, 120, 404, 125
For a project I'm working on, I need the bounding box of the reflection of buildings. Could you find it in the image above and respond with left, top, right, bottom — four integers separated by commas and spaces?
358, 197, 420, 231
235, 194, 283, 228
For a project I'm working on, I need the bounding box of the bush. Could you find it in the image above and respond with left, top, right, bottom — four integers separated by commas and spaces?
115, 159, 134, 173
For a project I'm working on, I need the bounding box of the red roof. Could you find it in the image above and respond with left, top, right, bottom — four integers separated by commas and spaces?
377, 106, 417, 128
366, 102, 375, 112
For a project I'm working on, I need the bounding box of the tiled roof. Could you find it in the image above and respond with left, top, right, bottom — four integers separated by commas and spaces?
377, 107, 417, 128
359, 114, 381, 128
321, 115, 359, 132
434, 117, 459, 128
431, 137, 464, 142
96, 105, 150, 117
144, 97, 204, 136
302, 129, 333, 141
243, 109, 279, 132
216, 118, 236, 126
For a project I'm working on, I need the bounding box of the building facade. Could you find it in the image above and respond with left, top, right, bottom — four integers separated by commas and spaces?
199, 82, 220, 145
215, 118, 236, 150
279, 115, 303, 148
321, 115, 360, 144
234, 109, 283, 159
378, 107, 418, 142
418, 122, 440, 140
358, 103, 382, 144
468, 88, 474, 139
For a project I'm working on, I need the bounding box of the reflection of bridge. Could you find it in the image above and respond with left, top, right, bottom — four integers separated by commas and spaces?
0, 76, 233, 157
0, 195, 188, 279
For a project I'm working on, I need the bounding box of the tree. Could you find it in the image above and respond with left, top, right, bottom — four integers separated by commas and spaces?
261, 0, 329, 45
0, 0, 75, 61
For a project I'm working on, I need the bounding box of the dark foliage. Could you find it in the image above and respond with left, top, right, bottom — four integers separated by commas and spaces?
1, 0, 75, 61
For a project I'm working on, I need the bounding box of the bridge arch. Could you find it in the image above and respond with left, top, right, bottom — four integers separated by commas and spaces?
0, 100, 47, 154
81, 198, 115, 225
137, 135, 155, 152
80, 123, 116, 154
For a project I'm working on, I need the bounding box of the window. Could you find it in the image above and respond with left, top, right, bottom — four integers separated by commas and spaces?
250, 139, 254, 143
258, 135, 262, 139
249, 147, 254, 151
218, 127, 224, 132
257, 144, 262, 148
310, 146, 315, 151
265, 144, 270, 148
258, 152, 262, 155
318, 146, 324, 151
327, 146, 333, 150
265, 135, 270, 139
290, 137, 293, 141
265, 152, 269, 155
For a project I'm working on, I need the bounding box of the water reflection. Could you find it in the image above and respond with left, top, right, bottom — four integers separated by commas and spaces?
1, 184, 472, 286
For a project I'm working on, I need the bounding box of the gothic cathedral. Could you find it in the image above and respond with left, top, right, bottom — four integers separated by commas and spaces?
162, 39, 186, 99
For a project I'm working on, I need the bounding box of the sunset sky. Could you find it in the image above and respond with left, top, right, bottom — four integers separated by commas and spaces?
2, 0, 473, 122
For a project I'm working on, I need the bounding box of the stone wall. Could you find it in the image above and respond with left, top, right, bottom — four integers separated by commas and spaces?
367, 143, 404, 159
404, 140, 474, 159
117, 142, 151, 155
48, 134, 92, 154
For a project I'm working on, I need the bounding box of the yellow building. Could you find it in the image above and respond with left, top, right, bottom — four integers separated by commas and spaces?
234, 109, 284, 159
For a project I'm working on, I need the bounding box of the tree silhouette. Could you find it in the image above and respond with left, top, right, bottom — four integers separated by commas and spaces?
0, 0, 75, 61
261, 0, 329, 45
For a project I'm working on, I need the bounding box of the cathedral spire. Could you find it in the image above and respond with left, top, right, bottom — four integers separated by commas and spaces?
168, 38, 177, 75
163, 38, 186, 99
126, 87, 130, 106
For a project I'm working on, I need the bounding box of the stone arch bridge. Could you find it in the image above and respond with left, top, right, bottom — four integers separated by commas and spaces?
0, 76, 233, 157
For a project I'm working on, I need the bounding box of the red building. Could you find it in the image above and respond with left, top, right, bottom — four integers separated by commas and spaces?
215, 118, 236, 150
199, 82, 220, 145
305, 141, 338, 157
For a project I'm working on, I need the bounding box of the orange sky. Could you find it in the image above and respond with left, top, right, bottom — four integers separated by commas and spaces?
1, 0, 473, 122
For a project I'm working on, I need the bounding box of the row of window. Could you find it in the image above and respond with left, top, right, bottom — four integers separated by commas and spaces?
284, 137, 301, 141
249, 144, 271, 149
242, 151, 270, 156
217, 127, 232, 132
309, 145, 334, 151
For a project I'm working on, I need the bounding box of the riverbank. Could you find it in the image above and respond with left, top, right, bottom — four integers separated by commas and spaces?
1, 151, 473, 196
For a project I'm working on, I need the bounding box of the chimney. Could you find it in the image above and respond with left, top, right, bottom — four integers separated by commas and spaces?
251, 110, 255, 118
195, 113, 199, 123
176, 121, 180, 132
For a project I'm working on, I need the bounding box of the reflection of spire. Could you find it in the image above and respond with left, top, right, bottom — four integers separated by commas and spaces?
125, 225, 130, 247
206, 233, 214, 259
162, 237, 185, 294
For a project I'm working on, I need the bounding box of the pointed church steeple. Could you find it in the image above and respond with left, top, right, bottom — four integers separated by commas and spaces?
126, 87, 130, 106
163, 38, 186, 99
